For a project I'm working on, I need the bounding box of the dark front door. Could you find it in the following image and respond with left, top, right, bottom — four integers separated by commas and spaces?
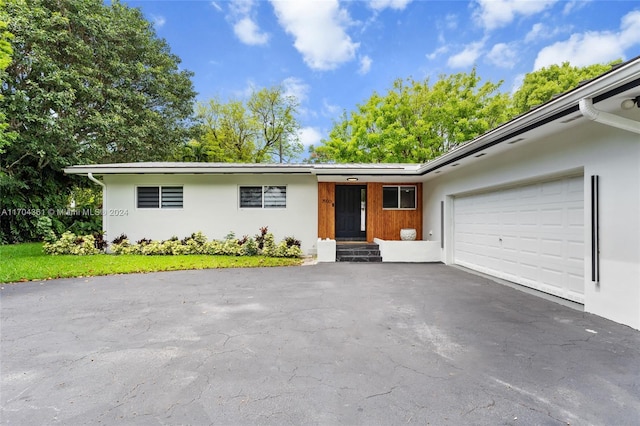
335, 185, 366, 240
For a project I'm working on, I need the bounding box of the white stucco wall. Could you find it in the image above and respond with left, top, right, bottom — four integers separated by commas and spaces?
422, 122, 640, 330
102, 174, 318, 254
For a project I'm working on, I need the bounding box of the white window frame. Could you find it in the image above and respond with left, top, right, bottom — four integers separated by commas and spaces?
136, 185, 183, 209
239, 185, 287, 209
382, 185, 416, 210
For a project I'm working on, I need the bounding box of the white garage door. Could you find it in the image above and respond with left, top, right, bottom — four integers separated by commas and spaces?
454, 175, 584, 303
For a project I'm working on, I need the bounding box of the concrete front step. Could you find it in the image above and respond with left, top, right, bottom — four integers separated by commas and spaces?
336, 243, 382, 262
336, 255, 383, 262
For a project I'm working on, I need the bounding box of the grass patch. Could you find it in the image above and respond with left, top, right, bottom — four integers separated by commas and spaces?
0, 243, 302, 283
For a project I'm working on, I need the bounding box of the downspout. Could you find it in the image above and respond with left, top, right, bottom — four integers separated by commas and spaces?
87, 173, 107, 243
579, 98, 640, 135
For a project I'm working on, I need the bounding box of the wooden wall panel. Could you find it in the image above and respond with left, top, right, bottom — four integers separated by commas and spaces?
317, 181, 422, 242
318, 182, 335, 239
366, 182, 422, 241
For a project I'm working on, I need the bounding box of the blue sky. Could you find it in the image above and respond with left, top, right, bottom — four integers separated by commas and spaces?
124, 0, 640, 154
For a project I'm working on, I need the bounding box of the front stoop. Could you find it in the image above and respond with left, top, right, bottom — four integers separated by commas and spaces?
336, 243, 382, 262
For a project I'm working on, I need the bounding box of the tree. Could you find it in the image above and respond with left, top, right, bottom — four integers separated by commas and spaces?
186, 85, 302, 163
512, 60, 621, 114
0, 0, 14, 155
310, 69, 510, 163
0, 0, 196, 242
189, 98, 257, 162
248, 87, 301, 163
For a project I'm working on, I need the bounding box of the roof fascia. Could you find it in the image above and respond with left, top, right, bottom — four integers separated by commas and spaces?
64, 166, 315, 175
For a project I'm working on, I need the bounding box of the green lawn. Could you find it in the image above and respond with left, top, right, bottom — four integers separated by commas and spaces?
0, 243, 302, 283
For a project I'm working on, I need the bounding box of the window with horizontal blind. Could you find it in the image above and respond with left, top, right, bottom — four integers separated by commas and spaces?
239, 186, 286, 208
161, 187, 183, 208
382, 186, 416, 209
137, 186, 183, 209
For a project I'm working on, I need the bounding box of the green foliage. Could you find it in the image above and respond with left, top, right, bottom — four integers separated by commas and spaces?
181, 86, 302, 163
241, 237, 259, 256
261, 232, 277, 257
310, 69, 511, 163
511, 60, 621, 115
36, 216, 57, 243
284, 236, 301, 248
0, 0, 196, 243
43, 231, 101, 255
108, 229, 302, 258
0, 0, 15, 155
311, 61, 622, 164
0, 242, 301, 283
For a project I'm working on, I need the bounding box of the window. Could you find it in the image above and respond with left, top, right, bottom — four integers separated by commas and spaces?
240, 186, 286, 208
382, 186, 416, 209
137, 186, 183, 209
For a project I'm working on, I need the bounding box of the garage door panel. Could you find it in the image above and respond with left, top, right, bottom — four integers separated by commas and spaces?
567, 240, 584, 261
454, 175, 584, 303
540, 208, 564, 227
519, 210, 539, 226
567, 207, 583, 228
540, 238, 563, 258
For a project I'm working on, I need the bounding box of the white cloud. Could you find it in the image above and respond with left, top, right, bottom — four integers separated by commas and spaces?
533, 10, 640, 70
473, 0, 557, 31
525, 22, 570, 44
369, 0, 413, 11
228, 0, 270, 46
426, 45, 448, 61
298, 127, 324, 147
487, 42, 518, 69
525, 22, 545, 43
233, 80, 257, 99
270, 0, 359, 71
322, 99, 341, 117
230, 0, 254, 16
152, 15, 166, 28
211, 2, 223, 12
358, 55, 372, 75
282, 77, 309, 103
510, 73, 526, 94
445, 13, 458, 30
234, 17, 270, 45
447, 41, 485, 68
562, 0, 591, 15
435, 14, 458, 44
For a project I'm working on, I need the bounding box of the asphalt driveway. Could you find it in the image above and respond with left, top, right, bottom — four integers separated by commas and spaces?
1, 263, 639, 425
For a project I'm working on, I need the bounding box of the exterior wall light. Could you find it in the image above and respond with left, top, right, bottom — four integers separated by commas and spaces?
346, 177, 359, 182
621, 96, 640, 110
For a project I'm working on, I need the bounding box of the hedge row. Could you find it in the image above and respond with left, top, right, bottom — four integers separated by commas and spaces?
43, 230, 303, 258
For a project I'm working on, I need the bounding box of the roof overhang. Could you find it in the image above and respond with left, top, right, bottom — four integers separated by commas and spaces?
63, 162, 423, 182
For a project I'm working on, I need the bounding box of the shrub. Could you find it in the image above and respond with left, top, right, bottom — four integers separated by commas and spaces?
242, 237, 259, 256
112, 233, 128, 245
36, 216, 57, 243
255, 226, 268, 249
111, 238, 131, 255
43, 231, 101, 255
52, 228, 303, 258
284, 236, 301, 248
261, 232, 277, 257
94, 233, 108, 251
221, 238, 242, 256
